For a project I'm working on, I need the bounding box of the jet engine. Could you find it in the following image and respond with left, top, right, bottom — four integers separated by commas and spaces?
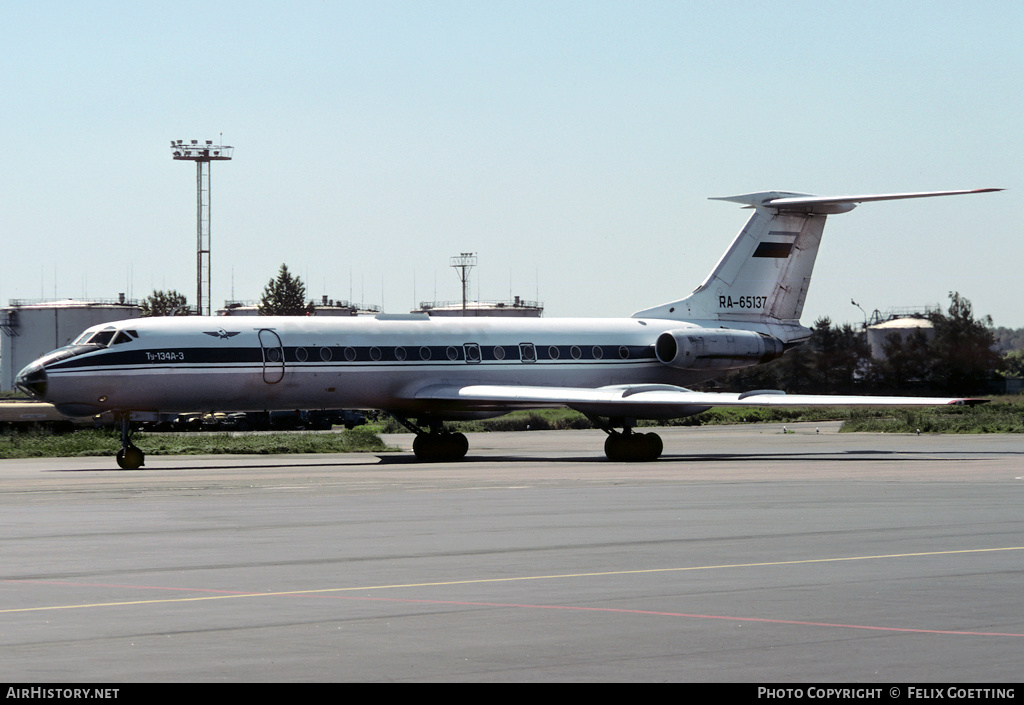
654, 328, 784, 371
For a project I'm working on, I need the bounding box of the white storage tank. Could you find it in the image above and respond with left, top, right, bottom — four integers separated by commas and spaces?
866, 317, 935, 360
0, 298, 142, 391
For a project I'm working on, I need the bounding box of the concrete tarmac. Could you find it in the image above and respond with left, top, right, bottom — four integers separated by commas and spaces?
1, 423, 1022, 682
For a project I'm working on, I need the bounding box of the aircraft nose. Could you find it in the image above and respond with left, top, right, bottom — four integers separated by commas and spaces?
15, 362, 47, 399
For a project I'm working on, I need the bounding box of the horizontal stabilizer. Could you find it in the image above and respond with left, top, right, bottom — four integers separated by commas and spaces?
711, 188, 1002, 214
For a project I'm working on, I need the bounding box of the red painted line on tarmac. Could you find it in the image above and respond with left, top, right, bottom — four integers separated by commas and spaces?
6, 578, 1023, 637
297, 594, 1024, 638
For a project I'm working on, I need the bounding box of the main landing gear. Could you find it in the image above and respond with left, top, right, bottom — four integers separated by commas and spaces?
115, 412, 145, 469
413, 431, 469, 462
390, 414, 469, 462
389, 413, 663, 463
591, 417, 664, 462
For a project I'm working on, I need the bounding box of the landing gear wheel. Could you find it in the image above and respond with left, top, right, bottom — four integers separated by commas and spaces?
451, 432, 469, 458
642, 432, 663, 459
412, 434, 428, 460
604, 432, 626, 461
116, 445, 145, 470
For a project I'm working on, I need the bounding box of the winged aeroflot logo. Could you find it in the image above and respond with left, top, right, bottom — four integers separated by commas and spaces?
203, 329, 241, 340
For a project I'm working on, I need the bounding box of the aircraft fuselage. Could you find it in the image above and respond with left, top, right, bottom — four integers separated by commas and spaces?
21, 314, 773, 419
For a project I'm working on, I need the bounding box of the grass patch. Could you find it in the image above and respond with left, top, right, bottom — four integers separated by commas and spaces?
840, 402, 1024, 434
0, 426, 394, 460
647, 406, 857, 427
681, 400, 1024, 434
454, 409, 596, 432
370, 409, 595, 434
431, 401, 1024, 435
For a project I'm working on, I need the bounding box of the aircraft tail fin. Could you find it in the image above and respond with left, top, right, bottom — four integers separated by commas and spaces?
632, 189, 1000, 335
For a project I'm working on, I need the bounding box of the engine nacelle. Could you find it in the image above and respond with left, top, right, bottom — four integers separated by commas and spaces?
655, 327, 784, 371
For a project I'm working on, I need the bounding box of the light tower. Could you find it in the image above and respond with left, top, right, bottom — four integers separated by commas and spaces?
450, 252, 477, 315
170, 139, 234, 316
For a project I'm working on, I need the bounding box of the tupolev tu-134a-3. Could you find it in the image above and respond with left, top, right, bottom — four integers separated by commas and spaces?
17, 188, 1001, 468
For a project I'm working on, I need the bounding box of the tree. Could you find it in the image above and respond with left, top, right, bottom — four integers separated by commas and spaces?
140, 290, 189, 317
998, 350, 1024, 379
925, 292, 1000, 395
807, 317, 872, 394
992, 326, 1024, 352
706, 317, 871, 394
258, 264, 309, 316
872, 327, 933, 393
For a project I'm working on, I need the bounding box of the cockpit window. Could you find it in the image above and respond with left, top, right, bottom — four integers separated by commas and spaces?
89, 330, 116, 347
73, 329, 118, 347
72, 327, 139, 348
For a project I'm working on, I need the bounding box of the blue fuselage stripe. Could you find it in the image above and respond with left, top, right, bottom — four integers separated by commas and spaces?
47, 344, 656, 371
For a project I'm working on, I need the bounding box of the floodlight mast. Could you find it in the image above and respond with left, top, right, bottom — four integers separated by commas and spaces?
170, 139, 234, 316
450, 252, 477, 315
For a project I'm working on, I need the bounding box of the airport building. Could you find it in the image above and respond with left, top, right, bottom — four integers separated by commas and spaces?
216, 297, 382, 317
0, 297, 142, 391
413, 296, 543, 318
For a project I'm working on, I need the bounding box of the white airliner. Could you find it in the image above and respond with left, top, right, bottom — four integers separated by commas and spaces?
16, 188, 1000, 468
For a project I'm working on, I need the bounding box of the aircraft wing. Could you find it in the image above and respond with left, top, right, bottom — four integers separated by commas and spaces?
413, 384, 983, 418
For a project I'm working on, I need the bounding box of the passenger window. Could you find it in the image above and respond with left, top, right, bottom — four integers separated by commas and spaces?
519, 343, 536, 362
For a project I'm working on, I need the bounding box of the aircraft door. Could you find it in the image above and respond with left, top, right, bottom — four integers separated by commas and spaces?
258, 329, 285, 384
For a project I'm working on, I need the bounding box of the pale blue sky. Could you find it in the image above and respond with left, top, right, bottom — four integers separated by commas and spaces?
3, 1, 1021, 325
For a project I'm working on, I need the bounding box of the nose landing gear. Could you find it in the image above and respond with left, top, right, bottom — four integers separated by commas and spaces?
115, 412, 145, 469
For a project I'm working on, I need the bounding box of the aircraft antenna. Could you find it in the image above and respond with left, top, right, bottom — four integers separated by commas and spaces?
450, 252, 477, 316
170, 138, 234, 316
